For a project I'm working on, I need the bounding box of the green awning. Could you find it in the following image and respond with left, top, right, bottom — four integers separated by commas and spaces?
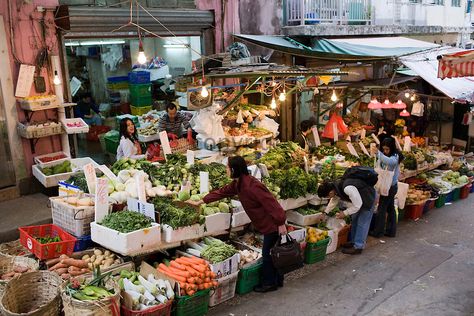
234, 34, 439, 62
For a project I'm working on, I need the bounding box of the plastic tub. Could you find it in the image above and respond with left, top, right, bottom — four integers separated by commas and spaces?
129, 71, 150, 84
236, 262, 262, 295
337, 225, 351, 249
460, 184, 472, 199
404, 204, 424, 220
452, 187, 461, 201
304, 237, 330, 264
445, 191, 454, 203
73, 235, 94, 252
436, 194, 447, 208
121, 300, 172, 316
173, 289, 210, 316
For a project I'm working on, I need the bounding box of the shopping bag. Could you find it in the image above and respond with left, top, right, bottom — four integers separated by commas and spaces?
395, 182, 409, 209
374, 158, 394, 196
270, 234, 304, 275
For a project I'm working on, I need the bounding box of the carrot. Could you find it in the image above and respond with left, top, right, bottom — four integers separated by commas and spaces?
59, 254, 69, 259
158, 263, 172, 273
55, 268, 68, 275
49, 262, 67, 271
168, 267, 190, 278
203, 282, 212, 289
179, 282, 188, 291
161, 271, 187, 283
187, 277, 197, 284
46, 258, 61, 267
61, 258, 88, 269
192, 264, 207, 273
204, 277, 210, 283
170, 261, 186, 271
212, 281, 218, 287
195, 277, 203, 285
69, 269, 87, 276
209, 272, 216, 279
175, 257, 195, 266
68, 266, 81, 273
198, 283, 205, 290
183, 265, 199, 276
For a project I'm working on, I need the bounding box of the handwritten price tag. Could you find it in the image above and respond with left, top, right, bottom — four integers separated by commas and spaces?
359, 141, 370, 156
135, 172, 147, 202
403, 136, 411, 152
95, 178, 109, 222
347, 142, 359, 157
333, 123, 338, 142
312, 127, 321, 147
200, 171, 209, 194
372, 134, 380, 145
186, 150, 194, 165
83, 163, 97, 194
159, 131, 172, 157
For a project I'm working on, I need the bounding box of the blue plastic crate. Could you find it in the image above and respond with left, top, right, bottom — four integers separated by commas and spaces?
128, 71, 150, 84
107, 76, 129, 83
73, 235, 94, 252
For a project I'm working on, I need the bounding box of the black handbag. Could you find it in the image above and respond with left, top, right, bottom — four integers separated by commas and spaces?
270, 234, 304, 275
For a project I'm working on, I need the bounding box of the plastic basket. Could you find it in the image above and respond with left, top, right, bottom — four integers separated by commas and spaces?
471, 183, 474, 193
236, 262, 262, 295
129, 71, 150, 84
423, 200, 435, 214
304, 237, 330, 264
73, 235, 94, 252
50, 197, 95, 236
131, 105, 153, 116
404, 203, 424, 220
121, 300, 172, 316
19, 224, 77, 260
336, 225, 351, 249
131, 95, 153, 107
436, 194, 447, 208
209, 271, 238, 307
452, 187, 461, 201
445, 191, 454, 203
105, 133, 120, 155
173, 289, 210, 316
130, 83, 151, 96
460, 184, 471, 199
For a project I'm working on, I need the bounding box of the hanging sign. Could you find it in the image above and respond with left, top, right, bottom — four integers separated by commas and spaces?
94, 178, 109, 222
186, 150, 195, 165
83, 163, 97, 195
15, 64, 35, 97
394, 136, 403, 152
359, 141, 370, 156
372, 134, 380, 145
98, 165, 118, 182
403, 136, 411, 152
311, 127, 321, 147
303, 156, 309, 173
333, 123, 338, 142
135, 172, 147, 202
127, 197, 155, 220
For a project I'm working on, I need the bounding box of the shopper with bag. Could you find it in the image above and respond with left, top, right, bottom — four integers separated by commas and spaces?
318, 167, 377, 255
370, 137, 404, 238
199, 156, 287, 293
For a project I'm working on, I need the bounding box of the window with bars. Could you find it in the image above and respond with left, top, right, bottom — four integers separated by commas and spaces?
451, 0, 461, 6
430, 0, 444, 5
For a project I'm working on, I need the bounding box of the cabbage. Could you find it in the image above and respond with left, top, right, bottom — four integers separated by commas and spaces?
178, 190, 190, 201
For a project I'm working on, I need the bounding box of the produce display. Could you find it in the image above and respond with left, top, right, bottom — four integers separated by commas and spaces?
157, 257, 218, 296
119, 270, 174, 310
257, 142, 306, 169
137, 125, 159, 137
442, 170, 470, 186
36, 235, 61, 244
296, 206, 323, 216
64, 267, 115, 301
65, 121, 86, 128
315, 145, 341, 157
1, 264, 33, 281
185, 237, 238, 264
37, 153, 68, 163
402, 152, 417, 170
41, 160, 72, 176
406, 186, 431, 205
263, 167, 318, 199
111, 158, 154, 175
99, 211, 153, 233
60, 195, 94, 207
153, 197, 203, 229
64, 173, 89, 193
306, 227, 329, 243
238, 249, 261, 267
238, 233, 263, 249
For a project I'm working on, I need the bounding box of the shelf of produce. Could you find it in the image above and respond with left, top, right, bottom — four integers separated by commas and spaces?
17, 122, 64, 139
61, 118, 89, 134
286, 210, 324, 226
34, 151, 70, 168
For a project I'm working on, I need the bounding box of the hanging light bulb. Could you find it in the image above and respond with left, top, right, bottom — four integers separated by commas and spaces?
331, 89, 338, 102
53, 71, 61, 85
393, 100, 407, 109
404, 92, 410, 99
313, 87, 319, 95
279, 89, 286, 102
137, 41, 147, 65
382, 98, 392, 109
400, 109, 410, 117
270, 97, 277, 109
368, 98, 382, 110
200, 85, 209, 98
410, 95, 416, 101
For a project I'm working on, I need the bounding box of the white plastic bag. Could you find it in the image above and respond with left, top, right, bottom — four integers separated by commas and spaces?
190, 104, 225, 142
255, 116, 279, 137
395, 182, 409, 209
374, 158, 394, 196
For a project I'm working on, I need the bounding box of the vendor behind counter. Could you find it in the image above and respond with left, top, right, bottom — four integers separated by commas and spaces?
295, 120, 315, 151
158, 101, 194, 138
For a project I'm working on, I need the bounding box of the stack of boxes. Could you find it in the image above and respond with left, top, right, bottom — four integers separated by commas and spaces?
129, 71, 152, 116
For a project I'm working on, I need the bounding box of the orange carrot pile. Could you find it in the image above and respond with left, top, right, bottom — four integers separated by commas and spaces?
157, 256, 218, 296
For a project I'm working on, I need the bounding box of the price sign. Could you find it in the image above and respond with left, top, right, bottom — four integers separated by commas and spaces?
259, 163, 269, 177
303, 156, 309, 173
359, 141, 370, 156
403, 136, 411, 152
199, 171, 209, 194
83, 163, 97, 194
159, 131, 172, 157
394, 136, 403, 152
370, 143, 377, 157
98, 165, 118, 182
333, 123, 338, 142
347, 142, 359, 157
127, 197, 155, 220
372, 134, 380, 145
311, 127, 321, 147
360, 129, 366, 139
135, 172, 147, 202
95, 178, 109, 222
186, 150, 195, 165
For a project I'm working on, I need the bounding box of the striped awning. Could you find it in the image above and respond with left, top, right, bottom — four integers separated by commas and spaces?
438, 50, 474, 79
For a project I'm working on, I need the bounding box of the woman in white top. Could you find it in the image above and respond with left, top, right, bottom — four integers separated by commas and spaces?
116, 118, 146, 160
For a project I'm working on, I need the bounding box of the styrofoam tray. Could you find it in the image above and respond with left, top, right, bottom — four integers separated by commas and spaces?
61, 118, 89, 134
231, 211, 251, 227
207, 253, 240, 279
306, 194, 329, 206
162, 224, 205, 243
286, 210, 324, 226
138, 133, 160, 143
34, 151, 70, 169
90, 222, 161, 256
204, 213, 231, 235
278, 197, 307, 211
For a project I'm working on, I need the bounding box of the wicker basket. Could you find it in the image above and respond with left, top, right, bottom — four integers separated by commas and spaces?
0, 240, 32, 257
0, 256, 39, 299
61, 277, 121, 316
0, 271, 63, 316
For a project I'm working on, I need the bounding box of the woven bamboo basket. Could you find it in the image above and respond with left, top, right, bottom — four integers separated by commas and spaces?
61, 277, 121, 316
0, 271, 63, 316
0, 240, 32, 257
0, 256, 39, 298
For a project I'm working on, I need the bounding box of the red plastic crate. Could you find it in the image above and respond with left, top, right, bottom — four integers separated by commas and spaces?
121, 300, 172, 316
460, 184, 472, 199
404, 204, 424, 220
19, 224, 77, 260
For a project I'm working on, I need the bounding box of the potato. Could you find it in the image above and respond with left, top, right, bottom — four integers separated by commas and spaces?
94, 249, 103, 256
104, 250, 111, 257
82, 255, 90, 261
90, 255, 96, 263
103, 258, 114, 267
95, 255, 104, 264
114, 259, 121, 265
88, 263, 93, 270
93, 258, 102, 266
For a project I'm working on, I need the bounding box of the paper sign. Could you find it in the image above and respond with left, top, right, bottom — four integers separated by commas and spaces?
127, 197, 155, 220
83, 163, 97, 194
303, 156, 309, 173
394, 136, 403, 152
346, 135, 351, 142
186, 150, 195, 165
312, 127, 321, 147
15, 64, 35, 97
159, 131, 172, 156
258, 163, 269, 177
372, 134, 380, 144
333, 123, 338, 142
98, 165, 118, 182
359, 141, 370, 156
261, 138, 267, 151
247, 165, 262, 180
360, 129, 366, 139
370, 143, 377, 157
199, 171, 209, 194
403, 136, 411, 152
135, 172, 147, 202
347, 142, 359, 157
94, 178, 109, 222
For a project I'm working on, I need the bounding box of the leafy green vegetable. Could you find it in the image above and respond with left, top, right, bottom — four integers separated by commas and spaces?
99, 211, 153, 233
200, 237, 238, 263
257, 141, 306, 170
36, 235, 61, 244
263, 167, 319, 199
65, 173, 89, 193
296, 206, 322, 216
315, 146, 341, 157
153, 197, 203, 229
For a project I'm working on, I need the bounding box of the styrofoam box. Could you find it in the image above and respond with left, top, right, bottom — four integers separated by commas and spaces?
306, 194, 329, 206
208, 253, 240, 279
231, 211, 251, 227
61, 118, 90, 134
278, 197, 307, 211
204, 213, 231, 235
287, 225, 306, 243
34, 151, 70, 168
286, 210, 324, 226
90, 222, 161, 256
162, 224, 205, 243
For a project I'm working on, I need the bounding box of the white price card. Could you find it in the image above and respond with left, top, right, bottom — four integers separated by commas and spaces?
394, 136, 403, 152
199, 171, 209, 194
333, 123, 338, 142
359, 141, 370, 156
186, 150, 195, 165
258, 163, 269, 178
83, 163, 97, 195
311, 127, 321, 147
347, 142, 359, 157
370, 143, 377, 157
94, 178, 109, 222
303, 156, 309, 173
372, 134, 380, 145
127, 197, 155, 220
135, 172, 147, 202
159, 131, 172, 157
403, 136, 411, 152
15, 64, 35, 98
98, 165, 118, 182
360, 129, 366, 139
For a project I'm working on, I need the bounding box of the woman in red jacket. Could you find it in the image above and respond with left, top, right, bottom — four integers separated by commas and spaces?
202, 156, 287, 293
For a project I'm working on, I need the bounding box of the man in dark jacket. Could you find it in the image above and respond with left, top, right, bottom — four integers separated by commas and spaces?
318, 176, 376, 255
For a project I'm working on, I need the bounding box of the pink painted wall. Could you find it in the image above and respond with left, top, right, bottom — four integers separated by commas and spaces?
0, 0, 62, 176
196, 0, 240, 53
